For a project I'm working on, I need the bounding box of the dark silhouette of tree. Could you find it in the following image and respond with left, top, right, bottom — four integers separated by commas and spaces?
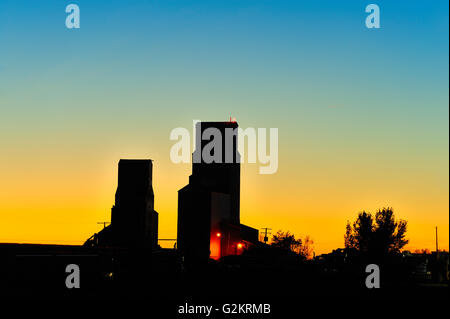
271, 231, 314, 259
272, 231, 301, 252
344, 221, 355, 249
357, 212, 374, 252
373, 208, 408, 254
344, 208, 408, 256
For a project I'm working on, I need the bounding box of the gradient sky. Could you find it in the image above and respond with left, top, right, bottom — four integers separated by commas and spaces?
0, 0, 448, 254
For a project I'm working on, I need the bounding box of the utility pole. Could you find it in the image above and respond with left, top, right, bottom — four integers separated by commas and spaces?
260, 228, 272, 244
435, 226, 438, 253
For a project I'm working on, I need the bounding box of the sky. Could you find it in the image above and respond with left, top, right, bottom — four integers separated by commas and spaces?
0, 0, 448, 254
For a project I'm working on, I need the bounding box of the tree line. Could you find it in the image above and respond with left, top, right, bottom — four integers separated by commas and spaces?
271, 207, 409, 258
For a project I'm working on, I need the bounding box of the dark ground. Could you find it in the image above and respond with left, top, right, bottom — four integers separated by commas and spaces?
0, 244, 448, 316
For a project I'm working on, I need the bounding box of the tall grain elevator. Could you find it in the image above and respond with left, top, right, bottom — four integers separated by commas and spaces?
177, 121, 258, 264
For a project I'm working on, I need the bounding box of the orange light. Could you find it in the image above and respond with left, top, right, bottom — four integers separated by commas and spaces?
216, 232, 221, 237
237, 243, 243, 249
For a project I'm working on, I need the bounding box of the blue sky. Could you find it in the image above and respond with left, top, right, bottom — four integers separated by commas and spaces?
0, 1, 448, 252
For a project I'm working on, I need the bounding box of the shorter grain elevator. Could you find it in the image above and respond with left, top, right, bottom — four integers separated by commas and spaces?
84, 159, 159, 249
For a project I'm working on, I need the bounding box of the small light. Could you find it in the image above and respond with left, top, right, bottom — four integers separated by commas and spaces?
237, 243, 243, 249
216, 232, 221, 237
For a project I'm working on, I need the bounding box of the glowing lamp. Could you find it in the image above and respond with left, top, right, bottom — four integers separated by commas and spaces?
216, 232, 221, 237
237, 243, 243, 249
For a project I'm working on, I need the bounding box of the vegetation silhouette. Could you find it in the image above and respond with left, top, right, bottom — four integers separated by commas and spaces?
270, 231, 314, 259
344, 207, 408, 259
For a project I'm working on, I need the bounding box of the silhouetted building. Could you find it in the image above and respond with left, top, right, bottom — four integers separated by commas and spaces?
177, 121, 258, 264
85, 159, 158, 249
191, 121, 241, 225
